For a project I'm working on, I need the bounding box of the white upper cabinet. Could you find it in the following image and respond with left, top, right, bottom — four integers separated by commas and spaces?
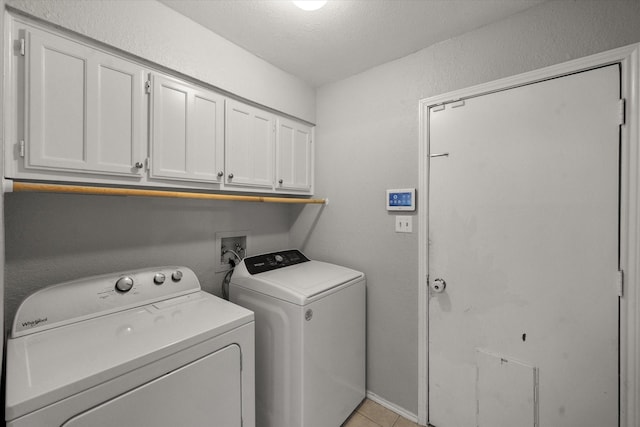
23, 27, 146, 177
276, 118, 313, 192
225, 100, 275, 190
7, 18, 315, 195
150, 74, 224, 184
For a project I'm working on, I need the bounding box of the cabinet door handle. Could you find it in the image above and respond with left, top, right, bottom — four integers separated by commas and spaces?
278, 179, 283, 184
228, 173, 234, 179
134, 162, 144, 169
217, 171, 224, 178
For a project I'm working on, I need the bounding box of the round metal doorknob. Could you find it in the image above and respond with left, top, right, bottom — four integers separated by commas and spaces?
228, 173, 234, 179
430, 278, 446, 293
278, 179, 283, 184
134, 162, 144, 169
217, 171, 224, 177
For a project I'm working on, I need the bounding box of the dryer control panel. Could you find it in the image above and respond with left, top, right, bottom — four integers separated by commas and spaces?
244, 250, 310, 275
12, 267, 201, 338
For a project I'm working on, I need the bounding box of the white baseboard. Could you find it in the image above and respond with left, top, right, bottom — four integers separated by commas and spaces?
366, 390, 419, 424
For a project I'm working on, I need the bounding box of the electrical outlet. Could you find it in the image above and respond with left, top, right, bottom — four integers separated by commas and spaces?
395, 216, 413, 233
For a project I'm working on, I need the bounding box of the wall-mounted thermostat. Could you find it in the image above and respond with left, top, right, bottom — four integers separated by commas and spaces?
386, 188, 416, 211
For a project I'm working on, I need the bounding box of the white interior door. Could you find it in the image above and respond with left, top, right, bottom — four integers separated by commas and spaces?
428, 65, 621, 427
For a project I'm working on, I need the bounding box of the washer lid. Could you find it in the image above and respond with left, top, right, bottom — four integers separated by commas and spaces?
5, 291, 253, 421
232, 259, 364, 305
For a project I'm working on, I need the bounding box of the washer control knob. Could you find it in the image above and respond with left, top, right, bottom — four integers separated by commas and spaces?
274, 254, 284, 263
115, 276, 134, 293
172, 270, 183, 282
154, 273, 166, 285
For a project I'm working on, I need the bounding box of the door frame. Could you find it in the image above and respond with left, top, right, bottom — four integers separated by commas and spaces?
418, 44, 640, 427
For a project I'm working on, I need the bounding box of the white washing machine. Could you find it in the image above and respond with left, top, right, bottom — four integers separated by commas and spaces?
229, 250, 365, 427
5, 266, 255, 427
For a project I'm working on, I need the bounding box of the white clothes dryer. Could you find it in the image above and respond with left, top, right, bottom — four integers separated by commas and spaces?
229, 250, 365, 427
5, 266, 255, 427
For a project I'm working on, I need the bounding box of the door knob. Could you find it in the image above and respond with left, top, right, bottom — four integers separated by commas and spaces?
430, 278, 446, 293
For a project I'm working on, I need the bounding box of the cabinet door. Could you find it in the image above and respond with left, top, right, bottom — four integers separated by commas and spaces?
276, 118, 313, 192
25, 28, 145, 177
225, 100, 274, 189
92, 54, 146, 175
150, 75, 224, 183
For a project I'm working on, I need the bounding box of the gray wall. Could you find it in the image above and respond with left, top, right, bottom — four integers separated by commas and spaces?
4, 194, 293, 330
290, 0, 640, 416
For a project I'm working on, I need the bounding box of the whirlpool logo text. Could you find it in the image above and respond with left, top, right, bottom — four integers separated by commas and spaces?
22, 317, 48, 328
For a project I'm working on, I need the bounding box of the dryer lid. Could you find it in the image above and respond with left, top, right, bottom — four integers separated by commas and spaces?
232, 258, 364, 305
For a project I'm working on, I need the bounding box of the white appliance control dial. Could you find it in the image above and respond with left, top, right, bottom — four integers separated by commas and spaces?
154, 273, 166, 285
115, 276, 134, 293
172, 270, 183, 282
274, 254, 284, 263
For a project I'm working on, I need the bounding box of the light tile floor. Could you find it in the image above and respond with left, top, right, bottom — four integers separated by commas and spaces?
342, 399, 420, 427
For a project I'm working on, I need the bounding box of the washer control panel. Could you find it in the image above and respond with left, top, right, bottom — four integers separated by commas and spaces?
12, 266, 199, 337
244, 250, 310, 275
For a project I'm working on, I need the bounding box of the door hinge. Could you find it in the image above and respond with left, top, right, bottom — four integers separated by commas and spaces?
618, 99, 626, 126
616, 270, 624, 297
145, 80, 151, 94
19, 38, 25, 56
18, 140, 25, 158
145, 157, 151, 171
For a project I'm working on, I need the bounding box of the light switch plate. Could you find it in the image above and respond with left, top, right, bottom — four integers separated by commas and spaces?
395, 216, 412, 233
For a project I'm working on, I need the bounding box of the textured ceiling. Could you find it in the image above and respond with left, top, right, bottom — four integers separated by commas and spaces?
160, 0, 545, 87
